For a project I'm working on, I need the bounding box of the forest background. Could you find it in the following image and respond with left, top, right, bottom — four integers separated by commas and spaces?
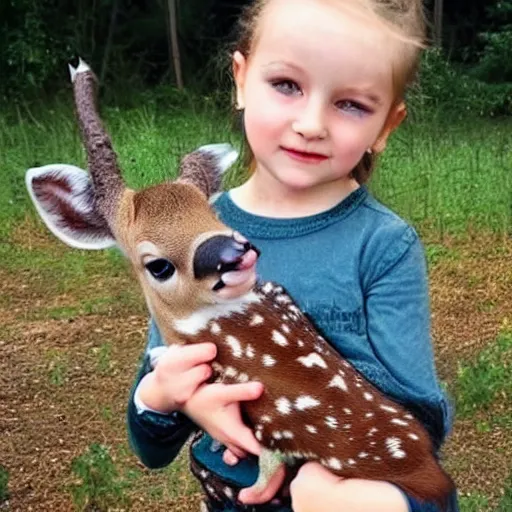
0, 1, 511, 511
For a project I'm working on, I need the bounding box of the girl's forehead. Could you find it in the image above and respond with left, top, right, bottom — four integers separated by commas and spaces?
251, 0, 398, 88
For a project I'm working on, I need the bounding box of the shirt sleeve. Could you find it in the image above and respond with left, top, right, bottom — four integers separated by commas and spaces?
361, 225, 453, 449
126, 320, 197, 469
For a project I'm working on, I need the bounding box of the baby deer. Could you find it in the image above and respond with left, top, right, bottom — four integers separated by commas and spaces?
26, 60, 454, 508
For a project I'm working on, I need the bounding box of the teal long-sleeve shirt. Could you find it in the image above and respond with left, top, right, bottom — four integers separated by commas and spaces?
127, 186, 458, 511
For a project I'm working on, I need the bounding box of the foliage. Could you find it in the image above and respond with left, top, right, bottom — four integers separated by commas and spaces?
453, 331, 512, 418
473, 0, 512, 83
459, 493, 489, 512
410, 48, 512, 117
69, 443, 130, 511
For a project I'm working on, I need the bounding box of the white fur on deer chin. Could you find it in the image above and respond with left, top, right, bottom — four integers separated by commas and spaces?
173, 291, 261, 335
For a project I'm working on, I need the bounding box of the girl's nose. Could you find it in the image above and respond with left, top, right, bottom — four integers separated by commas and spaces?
292, 100, 327, 140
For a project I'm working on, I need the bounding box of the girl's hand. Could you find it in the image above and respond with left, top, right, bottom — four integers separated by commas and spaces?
290, 463, 409, 512
136, 343, 217, 413
181, 380, 264, 457
290, 462, 342, 512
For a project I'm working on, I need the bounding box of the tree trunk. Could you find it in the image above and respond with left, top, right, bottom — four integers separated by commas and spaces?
168, 0, 184, 89
100, 0, 120, 85
433, 0, 444, 47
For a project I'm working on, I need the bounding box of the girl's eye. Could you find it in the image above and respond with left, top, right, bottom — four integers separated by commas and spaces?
336, 100, 369, 115
145, 259, 175, 281
271, 79, 301, 96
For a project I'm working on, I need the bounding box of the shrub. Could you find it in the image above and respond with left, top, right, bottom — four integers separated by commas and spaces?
408, 48, 512, 118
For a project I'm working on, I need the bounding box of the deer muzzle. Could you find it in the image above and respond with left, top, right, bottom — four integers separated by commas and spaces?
193, 234, 260, 290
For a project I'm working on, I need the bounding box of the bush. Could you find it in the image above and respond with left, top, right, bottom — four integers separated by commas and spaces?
472, 0, 512, 83
408, 48, 512, 118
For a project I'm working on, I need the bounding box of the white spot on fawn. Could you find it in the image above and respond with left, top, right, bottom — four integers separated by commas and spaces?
261, 415, 273, 424
281, 323, 291, 334
210, 322, 221, 334
347, 459, 356, 466
408, 433, 419, 441
306, 425, 318, 434
297, 353, 327, 369
245, 344, 255, 359
386, 437, 406, 459
328, 443, 335, 448
328, 375, 348, 392
391, 418, 409, 427
297, 340, 305, 348
224, 366, 238, 379
275, 397, 292, 415
367, 427, 379, 437
295, 396, 320, 410
272, 330, 288, 347
381, 405, 398, 414
363, 392, 374, 401
358, 452, 369, 459
365, 412, 374, 418
255, 431, 262, 441
262, 282, 273, 294
327, 458, 342, 471
237, 373, 249, 383
262, 354, 277, 367
225, 335, 242, 358
282, 430, 294, 439
325, 416, 338, 429
250, 314, 264, 326
343, 408, 352, 415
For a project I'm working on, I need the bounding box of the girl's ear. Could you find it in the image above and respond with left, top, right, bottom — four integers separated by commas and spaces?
232, 51, 247, 110
372, 102, 407, 153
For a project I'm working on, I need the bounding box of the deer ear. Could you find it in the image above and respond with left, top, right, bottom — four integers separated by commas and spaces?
26, 164, 116, 250
177, 143, 239, 198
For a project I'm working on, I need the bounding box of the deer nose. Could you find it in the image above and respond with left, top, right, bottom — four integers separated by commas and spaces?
194, 234, 260, 279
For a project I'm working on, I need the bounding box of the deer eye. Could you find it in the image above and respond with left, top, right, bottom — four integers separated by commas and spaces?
145, 259, 175, 281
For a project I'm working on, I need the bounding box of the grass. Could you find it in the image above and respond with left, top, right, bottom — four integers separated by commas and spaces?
453, 330, 512, 418
1, 93, 511, 244
0, 465, 8, 502
1, 90, 512, 510
69, 443, 130, 510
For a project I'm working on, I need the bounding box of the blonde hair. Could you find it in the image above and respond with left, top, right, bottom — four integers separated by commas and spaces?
233, 0, 427, 184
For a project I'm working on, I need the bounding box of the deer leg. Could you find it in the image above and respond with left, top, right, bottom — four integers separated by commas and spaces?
252, 447, 286, 491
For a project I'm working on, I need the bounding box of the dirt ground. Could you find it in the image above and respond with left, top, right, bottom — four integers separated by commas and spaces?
1, 221, 511, 511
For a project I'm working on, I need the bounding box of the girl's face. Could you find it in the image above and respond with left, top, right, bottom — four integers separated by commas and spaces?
234, 0, 406, 194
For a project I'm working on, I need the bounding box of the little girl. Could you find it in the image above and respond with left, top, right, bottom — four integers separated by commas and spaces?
127, 0, 458, 510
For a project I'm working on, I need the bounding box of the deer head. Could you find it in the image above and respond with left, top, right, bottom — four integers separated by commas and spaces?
26, 59, 259, 344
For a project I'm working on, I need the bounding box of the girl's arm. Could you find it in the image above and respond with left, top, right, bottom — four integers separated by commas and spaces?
360, 225, 452, 448
126, 322, 198, 468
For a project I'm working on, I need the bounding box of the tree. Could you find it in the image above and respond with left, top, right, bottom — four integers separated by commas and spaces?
433, 0, 444, 47
167, 0, 183, 89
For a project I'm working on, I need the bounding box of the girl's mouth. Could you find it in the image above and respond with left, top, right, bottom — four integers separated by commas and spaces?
281, 147, 328, 164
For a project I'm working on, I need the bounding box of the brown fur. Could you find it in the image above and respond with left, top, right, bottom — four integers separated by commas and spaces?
176, 283, 454, 507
